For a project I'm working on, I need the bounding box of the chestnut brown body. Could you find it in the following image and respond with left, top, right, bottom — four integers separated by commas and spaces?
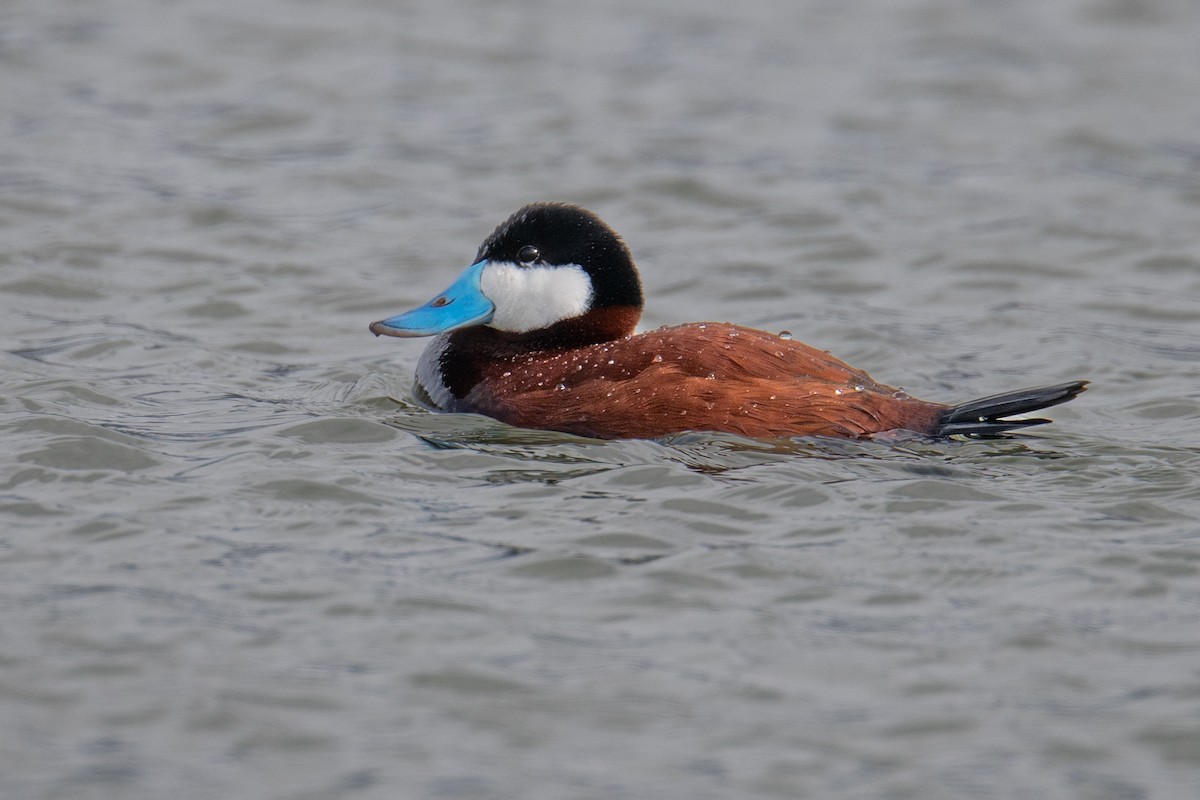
439, 322, 947, 439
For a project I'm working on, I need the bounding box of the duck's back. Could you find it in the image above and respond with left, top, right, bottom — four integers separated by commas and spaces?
461, 323, 943, 439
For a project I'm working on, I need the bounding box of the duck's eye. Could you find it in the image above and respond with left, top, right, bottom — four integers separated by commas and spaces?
516, 245, 541, 267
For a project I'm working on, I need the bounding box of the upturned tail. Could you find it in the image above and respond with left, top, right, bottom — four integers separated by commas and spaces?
935, 380, 1088, 436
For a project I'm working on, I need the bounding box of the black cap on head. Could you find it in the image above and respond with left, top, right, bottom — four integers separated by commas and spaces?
476, 203, 644, 310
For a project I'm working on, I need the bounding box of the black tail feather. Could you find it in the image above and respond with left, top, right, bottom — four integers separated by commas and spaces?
935, 380, 1088, 437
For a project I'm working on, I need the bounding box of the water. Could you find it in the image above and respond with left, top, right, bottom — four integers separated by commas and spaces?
3, 0, 1200, 798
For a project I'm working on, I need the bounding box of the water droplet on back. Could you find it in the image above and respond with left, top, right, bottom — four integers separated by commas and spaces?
778, 330, 793, 340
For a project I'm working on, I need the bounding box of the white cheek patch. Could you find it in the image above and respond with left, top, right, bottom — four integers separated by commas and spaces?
479, 261, 593, 333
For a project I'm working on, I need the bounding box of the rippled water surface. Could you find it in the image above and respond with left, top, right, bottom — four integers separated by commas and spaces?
3, 1, 1200, 798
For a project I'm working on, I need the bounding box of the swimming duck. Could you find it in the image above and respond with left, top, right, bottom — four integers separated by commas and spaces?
370, 203, 1086, 439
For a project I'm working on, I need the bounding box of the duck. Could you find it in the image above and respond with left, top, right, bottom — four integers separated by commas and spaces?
369, 203, 1087, 440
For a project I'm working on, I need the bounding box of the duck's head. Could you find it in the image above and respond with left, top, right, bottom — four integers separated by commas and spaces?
370, 203, 644, 346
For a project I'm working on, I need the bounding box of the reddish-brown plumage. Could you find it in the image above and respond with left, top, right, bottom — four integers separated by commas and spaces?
451, 322, 944, 439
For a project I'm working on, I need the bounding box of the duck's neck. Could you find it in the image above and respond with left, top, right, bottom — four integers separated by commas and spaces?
457, 306, 640, 354
437, 305, 641, 399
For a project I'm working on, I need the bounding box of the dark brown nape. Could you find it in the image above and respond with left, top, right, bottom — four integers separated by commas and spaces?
493, 306, 641, 351
439, 306, 641, 400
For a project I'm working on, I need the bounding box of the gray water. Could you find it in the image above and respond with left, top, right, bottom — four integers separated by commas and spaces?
3, 1, 1200, 798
